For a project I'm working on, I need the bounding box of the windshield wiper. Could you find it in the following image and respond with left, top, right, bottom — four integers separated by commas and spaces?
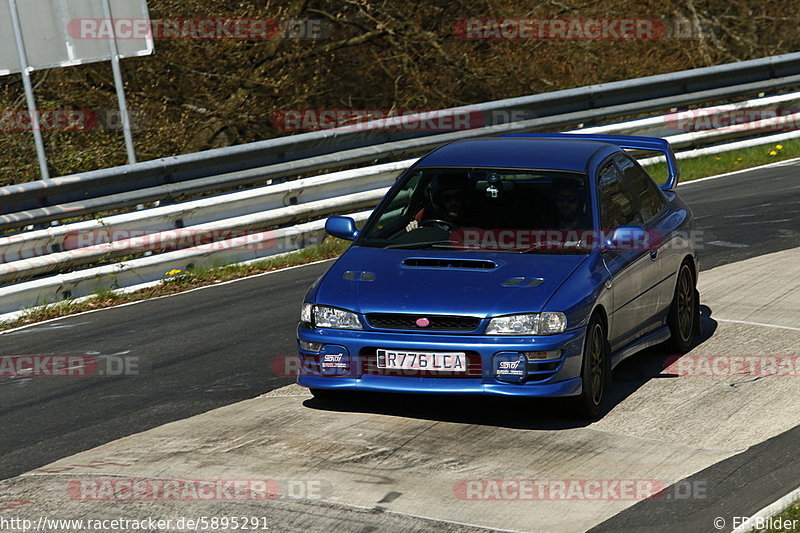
517, 240, 586, 253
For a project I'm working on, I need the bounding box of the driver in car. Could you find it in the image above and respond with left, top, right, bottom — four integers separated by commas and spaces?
405, 175, 467, 232
552, 178, 586, 231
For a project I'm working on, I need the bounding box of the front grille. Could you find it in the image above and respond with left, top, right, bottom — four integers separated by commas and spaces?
366, 313, 480, 332
360, 349, 483, 378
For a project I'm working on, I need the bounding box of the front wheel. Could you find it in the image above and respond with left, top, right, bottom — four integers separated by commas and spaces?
666, 262, 698, 354
569, 315, 608, 418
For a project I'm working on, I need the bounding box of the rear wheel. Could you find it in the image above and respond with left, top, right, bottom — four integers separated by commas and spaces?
666, 262, 698, 353
570, 315, 607, 418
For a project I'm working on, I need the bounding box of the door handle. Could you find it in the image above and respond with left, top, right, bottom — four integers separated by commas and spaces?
650, 249, 659, 260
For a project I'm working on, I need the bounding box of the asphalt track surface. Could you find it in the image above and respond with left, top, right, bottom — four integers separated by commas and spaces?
0, 160, 798, 530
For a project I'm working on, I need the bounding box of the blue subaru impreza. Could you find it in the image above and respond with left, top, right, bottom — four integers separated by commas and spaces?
296, 133, 699, 416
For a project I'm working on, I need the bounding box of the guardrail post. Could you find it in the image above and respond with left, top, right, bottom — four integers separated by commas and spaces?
6, 0, 50, 181
101, 0, 138, 164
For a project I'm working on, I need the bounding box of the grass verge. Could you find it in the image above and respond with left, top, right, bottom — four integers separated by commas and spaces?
647, 139, 800, 183
2, 140, 798, 331
746, 498, 800, 532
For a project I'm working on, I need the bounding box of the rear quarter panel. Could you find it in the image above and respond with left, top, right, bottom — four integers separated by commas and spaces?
656, 190, 696, 312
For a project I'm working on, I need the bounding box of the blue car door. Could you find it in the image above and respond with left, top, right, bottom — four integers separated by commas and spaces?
613, 154, 672, 331
597, 158, 653, 352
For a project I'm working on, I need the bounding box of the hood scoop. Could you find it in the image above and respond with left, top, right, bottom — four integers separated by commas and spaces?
402, 257, 497, 270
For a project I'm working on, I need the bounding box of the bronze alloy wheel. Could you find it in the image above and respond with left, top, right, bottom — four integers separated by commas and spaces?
676, 265, 694, 343
570, 315, 607, 418
666, 261, 698, 354
588, 323, 605, 405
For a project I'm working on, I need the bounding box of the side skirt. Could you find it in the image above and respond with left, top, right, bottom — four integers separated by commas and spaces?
610, 325, 672, 369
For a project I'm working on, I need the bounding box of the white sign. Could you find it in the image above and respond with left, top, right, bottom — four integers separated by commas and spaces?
0, 0, 153, 76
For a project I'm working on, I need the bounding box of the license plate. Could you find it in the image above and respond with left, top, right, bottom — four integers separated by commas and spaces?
376, 349, 467, 372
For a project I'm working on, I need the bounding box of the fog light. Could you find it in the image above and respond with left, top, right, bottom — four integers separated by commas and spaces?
299, 340, 324, 352
523, 350, 561, 361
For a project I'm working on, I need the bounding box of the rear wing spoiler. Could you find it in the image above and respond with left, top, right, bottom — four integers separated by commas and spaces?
501, 133, 679, 190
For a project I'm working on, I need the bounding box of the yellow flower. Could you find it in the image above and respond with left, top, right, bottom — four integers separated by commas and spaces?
714, 157, 721, 160
166, 269, 184, 277
734, 161, 741, 165
776, 144, 783, 150
769, 150, 778, 156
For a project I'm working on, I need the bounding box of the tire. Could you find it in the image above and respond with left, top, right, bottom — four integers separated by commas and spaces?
666, 262, 698, 354
570, 315, 608, 419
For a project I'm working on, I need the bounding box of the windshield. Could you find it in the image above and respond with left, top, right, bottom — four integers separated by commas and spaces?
357, 167, 594, 252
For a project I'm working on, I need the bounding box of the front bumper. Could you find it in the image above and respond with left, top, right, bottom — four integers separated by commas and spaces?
295, 325, 587, 398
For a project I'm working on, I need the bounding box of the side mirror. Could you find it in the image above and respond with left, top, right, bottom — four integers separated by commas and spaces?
325, 216, 359, 241
603, 226, 650, 251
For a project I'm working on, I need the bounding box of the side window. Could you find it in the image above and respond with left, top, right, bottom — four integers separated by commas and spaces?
614, 155, 667, 223
371, 170, 423, 231
598, 161, 639, 230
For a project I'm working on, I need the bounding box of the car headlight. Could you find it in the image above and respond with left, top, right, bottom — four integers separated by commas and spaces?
301, 303, 362, 330
486, 313, 539, 335
301, 303, 313, 323
486, 312, 566, 335
538, 312, 567, 335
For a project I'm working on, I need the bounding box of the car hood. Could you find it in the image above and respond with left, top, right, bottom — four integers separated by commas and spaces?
311, 246, 588, 317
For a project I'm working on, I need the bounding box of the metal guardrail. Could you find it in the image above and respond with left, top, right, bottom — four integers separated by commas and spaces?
0, 211, 375, 317
2, 89, 798, 279
2, 54, 800, 318
2, 52, 800, 229
0, 159, 409, 265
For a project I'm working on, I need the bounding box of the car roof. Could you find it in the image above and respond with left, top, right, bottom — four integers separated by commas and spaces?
416, 137, 619, 172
